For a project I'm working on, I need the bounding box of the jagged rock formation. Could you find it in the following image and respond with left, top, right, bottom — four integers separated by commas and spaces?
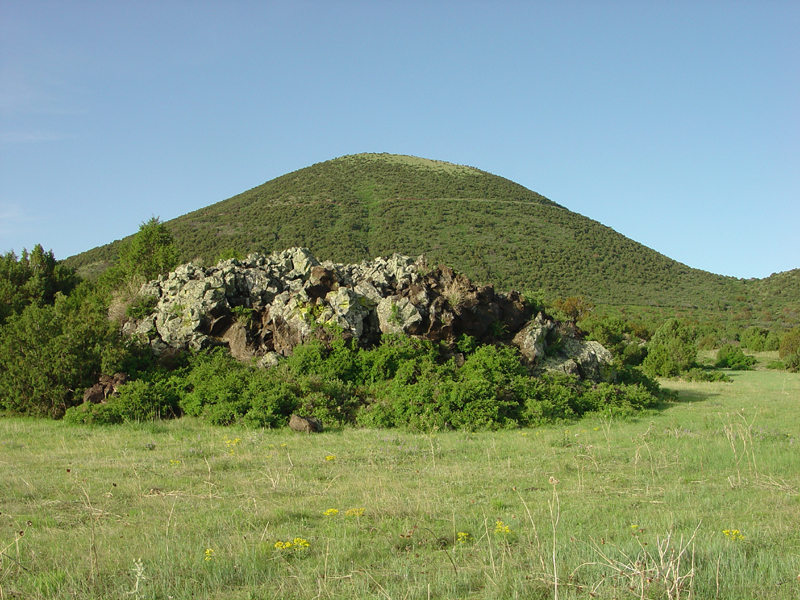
123, 248, 613, 380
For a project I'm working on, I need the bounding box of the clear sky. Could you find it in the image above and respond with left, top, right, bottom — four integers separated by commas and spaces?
1, 1, 797, 280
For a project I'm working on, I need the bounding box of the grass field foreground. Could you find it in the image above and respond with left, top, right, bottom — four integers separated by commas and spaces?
1, 370, 799, 599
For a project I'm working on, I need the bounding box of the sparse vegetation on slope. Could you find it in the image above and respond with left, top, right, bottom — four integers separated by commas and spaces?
66, 153, 787, 325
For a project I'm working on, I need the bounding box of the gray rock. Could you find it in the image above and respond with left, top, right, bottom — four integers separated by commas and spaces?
512, 313, 554, 363
377, 296, 423, 335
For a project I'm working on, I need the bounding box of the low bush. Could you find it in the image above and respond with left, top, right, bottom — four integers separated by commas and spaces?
681, 368, 732, 383
779, 328, 800, 359
715, 344, 756, 370
63, 401, 124, 425
764, 331, 781, 351
125, 294, 159, 320
739, 326, 768, 351
642, 319, 697, 378
60, 331, 665, 431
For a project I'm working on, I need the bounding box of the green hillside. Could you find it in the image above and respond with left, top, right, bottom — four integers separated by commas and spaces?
64, 153, 796, 326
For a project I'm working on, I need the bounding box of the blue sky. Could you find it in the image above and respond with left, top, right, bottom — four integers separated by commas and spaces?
1, 0, 797, 280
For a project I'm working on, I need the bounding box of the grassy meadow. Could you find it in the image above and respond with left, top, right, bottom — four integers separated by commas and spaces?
1, 369, 799, 599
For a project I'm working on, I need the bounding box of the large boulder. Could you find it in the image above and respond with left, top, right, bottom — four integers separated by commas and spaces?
377, 296, 424, 335
512, 313, 554, 363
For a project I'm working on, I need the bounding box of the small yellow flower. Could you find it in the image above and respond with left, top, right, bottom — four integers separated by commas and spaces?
723, 529, 745, 541
275, 537, 309, 550
630, 524, 639, 530
323, 508, 339, 516
325, 455, 336, 461
170, 459, 181, 465
223, 437, 241, 455
204, 548, 215, 561
494, 520, 512, 535
345, 508, 365, 517
457, 532, 471, 543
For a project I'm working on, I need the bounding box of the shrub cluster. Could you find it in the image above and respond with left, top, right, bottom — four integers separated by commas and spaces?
579, 315, 647, 367
680, 368, 732, 383
715, 344, 757, 370
642, 319, 698, 378
779, 328, 800, 373
65, 336, 663, 430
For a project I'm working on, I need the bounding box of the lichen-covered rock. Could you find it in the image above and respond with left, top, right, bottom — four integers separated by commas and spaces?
512, 313, 554, 363
539, 339, 614, 381
377, 296, 423, 335
121, 247, 614, 381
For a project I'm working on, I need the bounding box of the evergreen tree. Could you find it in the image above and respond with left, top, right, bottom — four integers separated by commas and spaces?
116, 217, 179, 283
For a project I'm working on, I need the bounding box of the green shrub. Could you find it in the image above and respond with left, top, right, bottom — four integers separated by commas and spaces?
0, 292, 123, 417
455, 334, 478, 356
518, 372, 660, 425
620, 342, 647, 366
178, 347, 250, 419
580, 315, 628, 356
764, 331, 781, 351
241, 383, 298, 428
63, 402, 124, 425
739, 326, 768, 351
681, 368, 732, 383
642, 319, 697, 378
518, 373, 579, 424
785, 352, 800, 373
715, 344, 756, 370
779, 328, 800, 359
296, 376, 362, 426
765, 360, 785, 371
696, 334, 718, 351
125, 295, 158, 320
111, 377, 181, 421
57, 323, 665, 431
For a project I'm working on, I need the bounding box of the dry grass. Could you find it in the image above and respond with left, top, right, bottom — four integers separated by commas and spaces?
1, 370, 799, 598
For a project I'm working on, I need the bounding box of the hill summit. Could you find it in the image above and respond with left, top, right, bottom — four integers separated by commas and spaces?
65, 153, 797, 323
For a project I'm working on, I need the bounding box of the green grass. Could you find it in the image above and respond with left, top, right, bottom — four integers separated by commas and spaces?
2, 370, 799, 599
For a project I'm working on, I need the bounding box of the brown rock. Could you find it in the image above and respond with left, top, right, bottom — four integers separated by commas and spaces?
289, 414, 324, 433
83, 384, 106, 404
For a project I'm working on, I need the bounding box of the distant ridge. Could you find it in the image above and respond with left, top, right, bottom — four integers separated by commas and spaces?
65, 153, 798, 326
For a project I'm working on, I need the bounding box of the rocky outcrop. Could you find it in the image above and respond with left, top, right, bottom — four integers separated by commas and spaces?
122, 248, 613, 381
82, 373, 128, 404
